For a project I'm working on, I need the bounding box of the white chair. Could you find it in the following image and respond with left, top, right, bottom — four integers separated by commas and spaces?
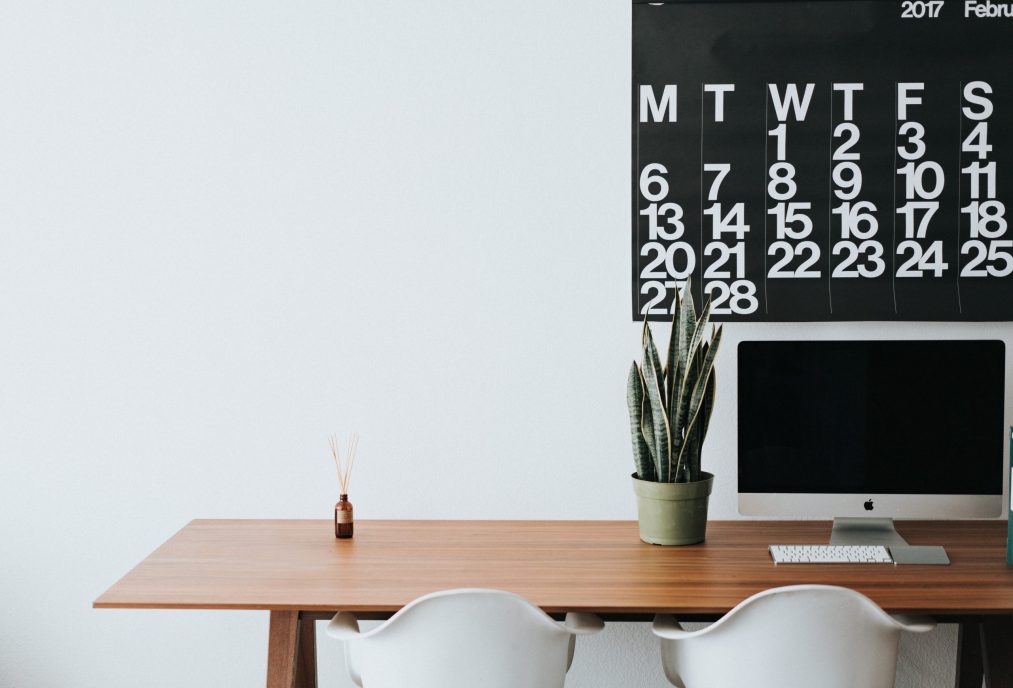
325, 588, 604, 688
652, 584, 935, 688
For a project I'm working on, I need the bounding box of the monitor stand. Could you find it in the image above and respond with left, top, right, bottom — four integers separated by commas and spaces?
829, 517, 909, 547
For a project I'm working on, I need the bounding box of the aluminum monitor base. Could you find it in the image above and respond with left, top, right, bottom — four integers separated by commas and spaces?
829, 517, 910, 547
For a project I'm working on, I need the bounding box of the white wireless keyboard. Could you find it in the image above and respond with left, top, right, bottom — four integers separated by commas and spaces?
769, 544, 894, 564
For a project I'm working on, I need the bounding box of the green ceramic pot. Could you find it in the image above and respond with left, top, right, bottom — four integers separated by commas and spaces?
631, 472, 714, 546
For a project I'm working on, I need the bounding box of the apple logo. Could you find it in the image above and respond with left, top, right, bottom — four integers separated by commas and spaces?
864, 499, 874, 511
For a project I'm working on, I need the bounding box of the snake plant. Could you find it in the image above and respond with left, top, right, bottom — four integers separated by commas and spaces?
627, 281, 723, 483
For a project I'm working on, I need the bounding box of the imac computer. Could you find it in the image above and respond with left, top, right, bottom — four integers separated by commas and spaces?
738, 340, 1005, 547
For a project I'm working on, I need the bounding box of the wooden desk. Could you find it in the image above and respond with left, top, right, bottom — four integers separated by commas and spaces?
94, 519, 1013, 688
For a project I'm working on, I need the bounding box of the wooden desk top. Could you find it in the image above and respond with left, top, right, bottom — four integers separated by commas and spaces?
93, 519, 1013, 618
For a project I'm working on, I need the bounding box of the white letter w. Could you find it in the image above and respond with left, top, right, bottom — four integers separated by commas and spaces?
769, 83, 814, 122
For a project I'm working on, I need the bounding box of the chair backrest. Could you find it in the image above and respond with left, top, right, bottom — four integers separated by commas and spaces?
342, 589, 578, 688
656, 585, 932, 688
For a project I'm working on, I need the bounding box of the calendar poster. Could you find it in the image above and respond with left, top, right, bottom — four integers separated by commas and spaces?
632, 0, 1013, 321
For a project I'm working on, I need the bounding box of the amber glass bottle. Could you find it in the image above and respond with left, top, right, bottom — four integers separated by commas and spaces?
335, 494, 354, 539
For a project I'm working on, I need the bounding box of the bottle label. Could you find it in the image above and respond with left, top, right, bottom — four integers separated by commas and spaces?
336, 508, 353, 525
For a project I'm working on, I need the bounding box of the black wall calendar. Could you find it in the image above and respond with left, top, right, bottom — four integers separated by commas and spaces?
632, 0, 1013, 321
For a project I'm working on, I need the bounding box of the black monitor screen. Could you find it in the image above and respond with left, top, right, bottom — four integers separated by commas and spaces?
738, 340, 1005, 496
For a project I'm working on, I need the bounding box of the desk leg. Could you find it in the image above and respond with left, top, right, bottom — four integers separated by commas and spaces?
956, 621, 984, 688
266, 611, 317, 688
980, 617, 1013, 688
956, 618, 1013, 688
296, 614, 317, 688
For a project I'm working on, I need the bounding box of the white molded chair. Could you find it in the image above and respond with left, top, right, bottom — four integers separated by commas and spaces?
326, 588, 604, 688
652, 584, 935, 688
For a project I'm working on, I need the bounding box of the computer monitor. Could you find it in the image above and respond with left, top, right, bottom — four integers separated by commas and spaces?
738, 340, 1005, 545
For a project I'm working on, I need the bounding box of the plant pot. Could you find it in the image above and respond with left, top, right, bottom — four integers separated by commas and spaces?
631, 472, 714, 546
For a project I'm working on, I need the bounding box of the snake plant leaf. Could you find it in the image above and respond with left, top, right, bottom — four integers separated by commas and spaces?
668, 364, 683, 462
672, 291, 710, 432
668, 353, 690, 470
664, 285, 682, 402
687, 366, 717, 482
643, 322, 665, 411
640, 340, 672, 481
673, 325, 723, 481
687, 338, 708, 423
683, 303, 712, 427
682, 412, 701, 482
682, 350, 711, 483
638, 367, 658, 477
693, 333, 718, 479
627, 362, 656, 482
641, 398, 660, 479
677, 278, 696, 365
686, 297, 712, 365
699, 343, 717, 442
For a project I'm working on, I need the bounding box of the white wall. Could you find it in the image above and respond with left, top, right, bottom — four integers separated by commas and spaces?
0, 1, 1006, 686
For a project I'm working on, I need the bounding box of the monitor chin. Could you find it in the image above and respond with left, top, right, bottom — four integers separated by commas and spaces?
738, 493, 1004, 520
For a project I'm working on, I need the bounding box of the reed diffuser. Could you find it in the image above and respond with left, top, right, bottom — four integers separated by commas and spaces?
329, 433, 359, 539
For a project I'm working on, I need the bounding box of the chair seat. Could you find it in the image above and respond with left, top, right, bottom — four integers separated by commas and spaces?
326, 588, 603, 688
652, 584, 935, 688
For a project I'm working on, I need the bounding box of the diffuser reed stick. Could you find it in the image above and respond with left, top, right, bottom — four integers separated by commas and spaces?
329, 432, 359, 493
